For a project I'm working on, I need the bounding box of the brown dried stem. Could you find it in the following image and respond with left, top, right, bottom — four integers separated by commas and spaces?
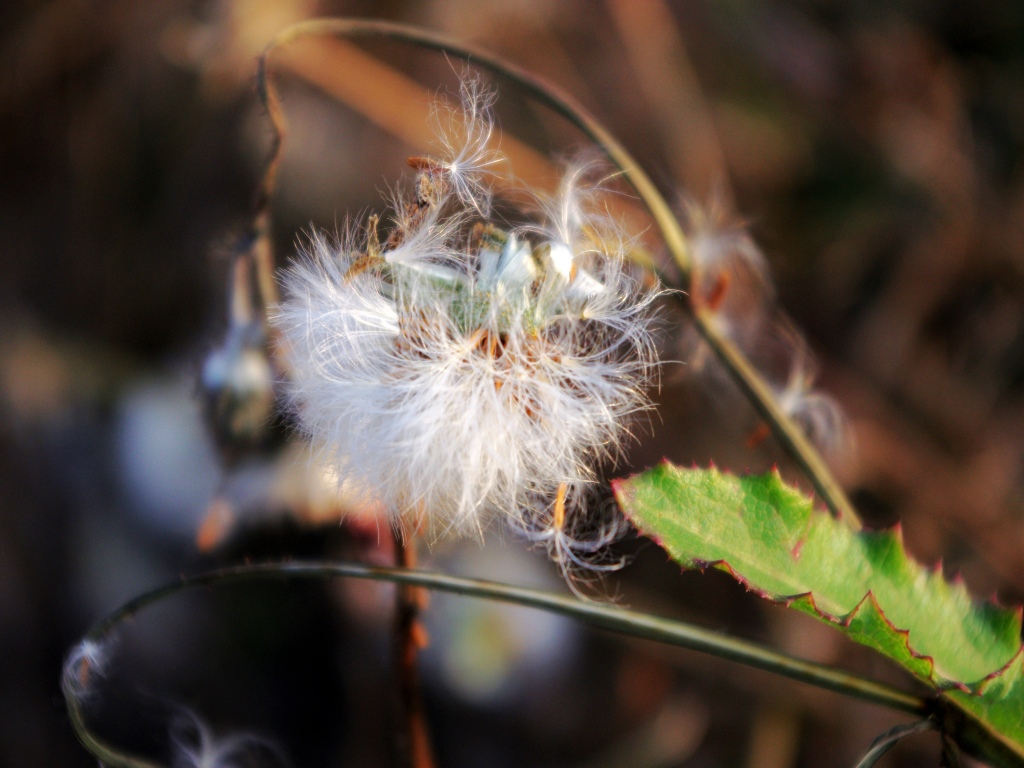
393, 528, 436, 768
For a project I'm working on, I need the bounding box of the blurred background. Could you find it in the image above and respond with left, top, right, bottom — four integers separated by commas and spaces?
2, 0, 1024, 766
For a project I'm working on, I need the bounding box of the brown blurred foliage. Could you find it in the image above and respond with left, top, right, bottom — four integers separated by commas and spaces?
2, 1, 1023, 767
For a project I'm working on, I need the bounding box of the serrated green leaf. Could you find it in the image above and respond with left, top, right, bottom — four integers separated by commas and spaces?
939, 653, 1024, 768
614, 462, 1024, 766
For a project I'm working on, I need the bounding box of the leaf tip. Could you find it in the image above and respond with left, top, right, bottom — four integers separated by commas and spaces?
610, 475, 637, 510
890, 520, 904, 542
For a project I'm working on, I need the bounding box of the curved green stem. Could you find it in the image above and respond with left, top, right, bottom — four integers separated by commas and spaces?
79, 566, 924, 712
257, 19, 684, 266
65, 561, 927, 768
255, 18, 859, 525
66, 692, 163, 768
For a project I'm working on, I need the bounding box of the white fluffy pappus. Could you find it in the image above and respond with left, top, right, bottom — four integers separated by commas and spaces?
273, 83, 660, 545
62, 638, 109, 704
170, 710, 285, 768
679, 193, 772, 344
677, 197, 850, 460
772, 322, 850, 459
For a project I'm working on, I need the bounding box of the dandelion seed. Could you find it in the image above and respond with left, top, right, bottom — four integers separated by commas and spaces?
274, 80, 659, 543
746, 317, 850, 457
512, 482, 629, 598
678, 198, 849, 460
62, 638, 108, 704
427, 74, 505, 216
170, 711, 284, 768
679, 194, 772, 343
773, 331, 849, 458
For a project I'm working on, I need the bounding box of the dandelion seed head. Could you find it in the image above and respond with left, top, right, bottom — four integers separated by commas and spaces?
274, 81, 659, 541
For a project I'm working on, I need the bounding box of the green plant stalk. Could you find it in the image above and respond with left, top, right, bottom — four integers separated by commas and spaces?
255, 18, 859, 526
65, 562, 928, 768
65, 691, 163, 768
79, 564, 925, 712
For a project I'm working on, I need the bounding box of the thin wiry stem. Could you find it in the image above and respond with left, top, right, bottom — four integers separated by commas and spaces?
254, 18, 859, 527
64, 561, 928, 768
65, 686, 163, 768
